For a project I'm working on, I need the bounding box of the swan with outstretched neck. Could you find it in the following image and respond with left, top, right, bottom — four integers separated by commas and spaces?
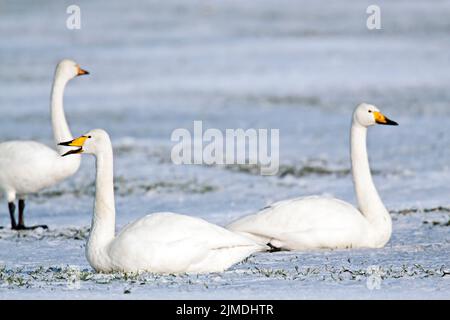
0, 59, 88, 230
227, 103, 398, 250
59, 129, 267, 273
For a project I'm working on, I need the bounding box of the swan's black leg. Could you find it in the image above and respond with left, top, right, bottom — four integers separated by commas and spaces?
8, 202, 17, 229
16, 199, 48, 230
18, 199, 25, 228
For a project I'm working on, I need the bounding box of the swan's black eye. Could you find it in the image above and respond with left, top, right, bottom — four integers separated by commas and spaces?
87, 136, 92, 138
368, 110, 372, 113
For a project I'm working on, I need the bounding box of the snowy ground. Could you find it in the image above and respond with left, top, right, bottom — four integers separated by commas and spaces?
0, 0, 449, 299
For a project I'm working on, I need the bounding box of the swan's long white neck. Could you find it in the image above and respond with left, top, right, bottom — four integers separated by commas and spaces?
350, 121, 391, 244
50, 72, 74, 154
86, 140, 116, 270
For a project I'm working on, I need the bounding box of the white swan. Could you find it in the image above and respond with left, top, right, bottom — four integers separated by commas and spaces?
227, 103, 398, 250
59, 129, 267, 273
0, 59, 88, 230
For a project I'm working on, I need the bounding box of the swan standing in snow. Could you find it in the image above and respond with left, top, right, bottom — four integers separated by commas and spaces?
59, 129, 267, 273
0, 59, 89, 230
227, 103, 398, 251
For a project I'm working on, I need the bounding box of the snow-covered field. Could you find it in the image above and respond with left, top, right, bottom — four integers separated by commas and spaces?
0, 0, 449, 299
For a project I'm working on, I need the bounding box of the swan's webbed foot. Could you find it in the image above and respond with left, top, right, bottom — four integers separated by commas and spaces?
11, 200, 49, 230
14, 224, 49, 231
267, 242, 283, 252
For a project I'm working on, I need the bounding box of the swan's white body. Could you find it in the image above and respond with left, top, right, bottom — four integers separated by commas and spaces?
227, 103, 396, 251
92, 212, 266, 273
62, 130, 266, 274
0, 60, 84, 227
227, 196, 388, 250
0, 141, 79, 198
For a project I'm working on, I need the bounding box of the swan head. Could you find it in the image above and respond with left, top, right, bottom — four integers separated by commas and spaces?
353, 103, 398, 127
59, 129, 110, 156
56, 59, 89, 80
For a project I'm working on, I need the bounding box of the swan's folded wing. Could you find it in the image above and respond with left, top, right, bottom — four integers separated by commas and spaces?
227, 196, 365, 248
108, 212, 266, 273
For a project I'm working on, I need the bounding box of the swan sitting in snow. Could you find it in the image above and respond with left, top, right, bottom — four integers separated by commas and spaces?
59, 129, 267, 273
227, 103, 398, 251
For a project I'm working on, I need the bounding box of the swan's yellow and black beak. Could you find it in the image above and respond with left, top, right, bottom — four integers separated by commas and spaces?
77, 66, 89, 76
374, 111, 398, 126
59, 136, 89, 156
